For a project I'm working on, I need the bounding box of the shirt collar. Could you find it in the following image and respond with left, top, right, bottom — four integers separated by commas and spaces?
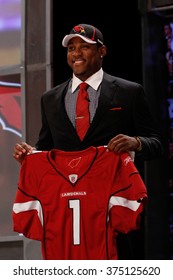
71, 68, 103, 93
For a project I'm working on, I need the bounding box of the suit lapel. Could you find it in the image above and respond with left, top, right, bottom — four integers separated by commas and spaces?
84, 76, 119, 137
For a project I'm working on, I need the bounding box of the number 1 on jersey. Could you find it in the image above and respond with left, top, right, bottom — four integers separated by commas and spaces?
69, 199, 80, 245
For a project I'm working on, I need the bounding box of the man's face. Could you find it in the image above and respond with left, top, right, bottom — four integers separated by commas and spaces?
66, 37, 103, 80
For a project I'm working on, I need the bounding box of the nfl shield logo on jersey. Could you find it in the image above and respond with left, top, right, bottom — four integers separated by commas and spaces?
69, 174, 78, 183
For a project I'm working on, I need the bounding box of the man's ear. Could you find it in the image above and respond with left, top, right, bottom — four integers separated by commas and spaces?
99, 45, 107, 58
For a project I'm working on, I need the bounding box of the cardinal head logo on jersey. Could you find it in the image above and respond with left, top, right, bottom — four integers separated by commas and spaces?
69, 174, 78, 184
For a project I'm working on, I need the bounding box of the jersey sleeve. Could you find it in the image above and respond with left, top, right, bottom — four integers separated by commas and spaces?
109, 153, 148, 234
12, 154, 44, 241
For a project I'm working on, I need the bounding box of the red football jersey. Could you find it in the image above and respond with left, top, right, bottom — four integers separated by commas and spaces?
13, 146, 147, 260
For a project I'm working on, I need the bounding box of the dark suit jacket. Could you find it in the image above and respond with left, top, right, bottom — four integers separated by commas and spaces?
35, 72, 163, 161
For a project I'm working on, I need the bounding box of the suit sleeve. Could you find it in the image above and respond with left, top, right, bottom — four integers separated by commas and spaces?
133, 83, 163, 160
109, 153, 148, 234
12, 155, 44, 241
35, 94, 54, 150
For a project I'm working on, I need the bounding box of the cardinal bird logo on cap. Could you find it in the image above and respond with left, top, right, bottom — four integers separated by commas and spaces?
0, 81, 22, 137
73, 25, 86, 35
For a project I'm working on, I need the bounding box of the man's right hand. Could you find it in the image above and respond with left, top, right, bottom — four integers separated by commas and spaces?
13, 142, 36, 164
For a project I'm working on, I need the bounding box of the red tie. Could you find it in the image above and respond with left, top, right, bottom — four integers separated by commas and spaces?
76, 82, 90, 140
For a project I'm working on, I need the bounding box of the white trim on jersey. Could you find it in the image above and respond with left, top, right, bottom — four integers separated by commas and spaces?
13, 200, 43, 226
109, 196, 141, 212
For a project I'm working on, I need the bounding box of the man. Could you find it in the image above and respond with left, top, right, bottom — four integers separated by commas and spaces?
13, 23, 163, 258
13, 23, 163, 161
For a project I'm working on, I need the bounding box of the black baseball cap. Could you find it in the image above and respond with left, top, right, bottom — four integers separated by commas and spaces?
62, 24, 104, 47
